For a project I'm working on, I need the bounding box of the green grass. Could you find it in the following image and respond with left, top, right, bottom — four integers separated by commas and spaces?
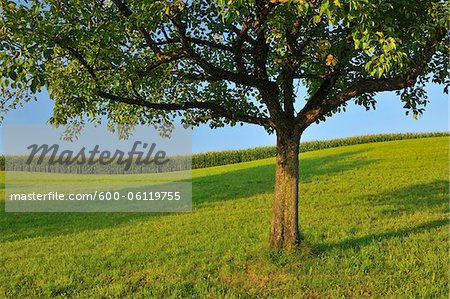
191, 132, 449, 169
0, 137, 448, 298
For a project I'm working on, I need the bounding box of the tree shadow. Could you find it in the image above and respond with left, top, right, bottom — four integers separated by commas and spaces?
0, 149, 374, 242
316, 180, 449, 253
362, 180, 449, 213
317, 218, 448, 253
334, 180, 449, 214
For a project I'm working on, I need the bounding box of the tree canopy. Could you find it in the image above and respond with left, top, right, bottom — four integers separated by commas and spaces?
1, 0, 448, 131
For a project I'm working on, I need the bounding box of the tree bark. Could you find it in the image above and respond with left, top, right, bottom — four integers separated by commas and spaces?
270, 127, 301, 250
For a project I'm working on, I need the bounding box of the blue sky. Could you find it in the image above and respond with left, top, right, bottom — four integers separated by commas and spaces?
1, 83, 448, 153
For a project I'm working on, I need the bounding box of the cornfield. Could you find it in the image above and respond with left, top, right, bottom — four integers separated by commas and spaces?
1, 132, 447, 172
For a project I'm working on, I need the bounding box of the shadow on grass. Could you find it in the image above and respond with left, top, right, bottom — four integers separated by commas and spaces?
0, 149, 373, 242
317, 218, 448, 253
334, 180, 449, 214
317, 180, 449, 253
363, 180, 449, 213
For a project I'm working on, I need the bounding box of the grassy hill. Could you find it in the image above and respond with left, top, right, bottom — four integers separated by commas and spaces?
0, 136, 448, 298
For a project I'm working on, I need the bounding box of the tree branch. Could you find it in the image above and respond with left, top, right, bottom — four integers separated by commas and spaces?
252, 1, 284, 120
281, 66, 295, 118
55, 35, 271, 128
136, 49, 187, 76
97, 91, 271, 127
153, 37, 254, 54
169, 13, 269, 90
293, 73, 329, 79
111, 0, 162, 55
296, 31, 446, 129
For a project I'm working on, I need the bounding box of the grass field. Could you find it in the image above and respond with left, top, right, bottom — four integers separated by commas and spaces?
0, 137, 448, 298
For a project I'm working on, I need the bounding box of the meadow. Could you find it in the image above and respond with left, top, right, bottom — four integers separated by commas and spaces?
0, 136, 448, 298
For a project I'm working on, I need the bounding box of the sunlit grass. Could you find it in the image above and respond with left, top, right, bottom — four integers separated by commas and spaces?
0, 137, 448, 298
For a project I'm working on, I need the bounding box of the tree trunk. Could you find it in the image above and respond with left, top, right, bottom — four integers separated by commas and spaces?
270, 128, 301, 250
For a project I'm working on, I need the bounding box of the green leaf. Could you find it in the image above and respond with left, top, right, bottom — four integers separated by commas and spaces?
43, 49, 53, 60
30, 78, 39, 93
8, 70, 17, 80
319, 0, 329, 16
313, 15, 321, 24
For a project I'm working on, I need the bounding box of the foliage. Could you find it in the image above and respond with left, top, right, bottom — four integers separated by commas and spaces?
0, 0, 448, 129
0, 137, 448, 297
